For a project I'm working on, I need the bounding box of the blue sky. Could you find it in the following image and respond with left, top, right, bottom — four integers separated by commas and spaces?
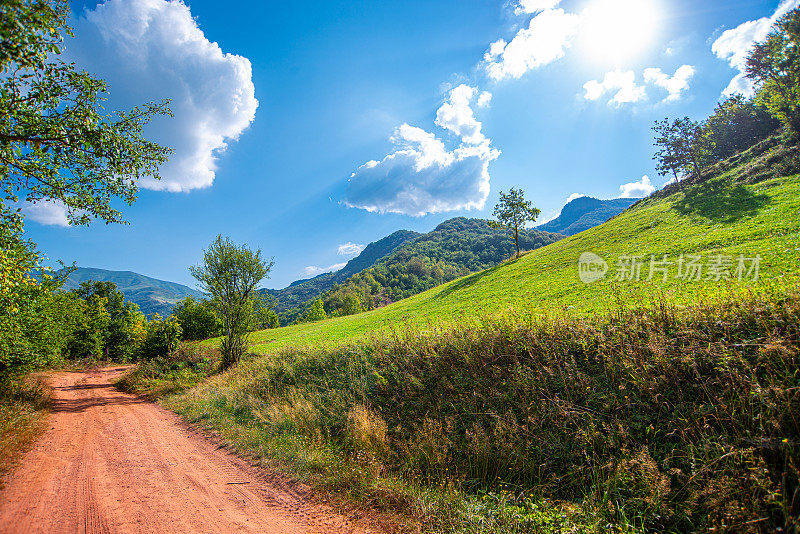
24, 0, 796, 289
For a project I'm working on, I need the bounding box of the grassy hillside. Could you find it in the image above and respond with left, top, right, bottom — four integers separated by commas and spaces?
241, 169, 799, 354
279, 218, 562, 324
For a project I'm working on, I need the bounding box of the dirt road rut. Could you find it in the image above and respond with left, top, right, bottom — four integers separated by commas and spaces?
0, 367, 370, 534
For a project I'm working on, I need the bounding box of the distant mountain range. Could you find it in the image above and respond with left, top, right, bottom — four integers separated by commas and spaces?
60, 267, 204, 317
537, 196, 641, 236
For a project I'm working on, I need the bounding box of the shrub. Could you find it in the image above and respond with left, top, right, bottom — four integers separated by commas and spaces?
137, 315, 182, 360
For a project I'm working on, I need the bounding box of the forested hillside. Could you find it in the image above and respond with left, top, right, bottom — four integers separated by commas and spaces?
282, 217, 563, 323
265, 230, 420, 312
60, 267, 205, 317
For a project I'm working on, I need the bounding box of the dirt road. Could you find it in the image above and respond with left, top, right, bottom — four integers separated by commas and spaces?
0, 368, 370, 534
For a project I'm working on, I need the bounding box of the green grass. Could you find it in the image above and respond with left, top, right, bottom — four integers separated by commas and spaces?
239, 172, 800, 355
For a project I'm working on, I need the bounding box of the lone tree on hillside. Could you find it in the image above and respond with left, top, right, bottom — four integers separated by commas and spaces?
652, 117, 706, 186
489, 188, 540, 259
190, 236, 273, 369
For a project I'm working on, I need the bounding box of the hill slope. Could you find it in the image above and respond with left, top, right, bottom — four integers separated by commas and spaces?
537, 196, 640, 236
60, 267, 204, 317
244, 154, 800, 352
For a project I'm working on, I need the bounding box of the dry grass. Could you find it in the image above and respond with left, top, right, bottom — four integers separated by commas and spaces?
0, 375, 51, 487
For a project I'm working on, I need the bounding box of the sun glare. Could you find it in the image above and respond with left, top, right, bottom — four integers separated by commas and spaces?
580, 0, 662, 64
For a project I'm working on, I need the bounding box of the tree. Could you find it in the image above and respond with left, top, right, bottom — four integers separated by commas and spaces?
652, 117, 707, 185
746, 7, 800, 135
250, 294, 279, 331
137, 315, 182, 360
303, 299, 327, 323
71, 281, 144, 360
489, 188, 541, 259
190, 236, 273, 369
172, 296, 220, 340
0, 0, 172, 225
701, 95, 779, 160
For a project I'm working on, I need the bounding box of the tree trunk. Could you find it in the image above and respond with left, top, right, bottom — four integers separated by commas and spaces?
514, 227, 520, 259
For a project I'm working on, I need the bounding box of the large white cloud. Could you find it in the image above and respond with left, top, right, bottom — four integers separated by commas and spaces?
618, 175, 655, 198
583, 70, 646, 105
643, 65, 696, 102
344, 123, 499, 217
484, 9, 580, 81
435, 85, 489, 145
712, 0, 799, 97
66, 0, 258, 192
584, 65, 695, 106
515, 0, 562, 15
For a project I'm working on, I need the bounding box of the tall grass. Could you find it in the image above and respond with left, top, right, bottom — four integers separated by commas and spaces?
153, 290, 799, 532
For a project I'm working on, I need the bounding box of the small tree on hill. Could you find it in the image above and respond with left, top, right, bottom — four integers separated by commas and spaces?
304, 299, 327, 323
652, 117, 707, 186
489, 188, 540, 259
190, 236, 273, 369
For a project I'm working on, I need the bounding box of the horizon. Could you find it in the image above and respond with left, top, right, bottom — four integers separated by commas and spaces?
22, 0, 795, 289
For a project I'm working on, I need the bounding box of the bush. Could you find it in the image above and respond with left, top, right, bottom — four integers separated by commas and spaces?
137, 315, 182, 360
172, 296, 220, 340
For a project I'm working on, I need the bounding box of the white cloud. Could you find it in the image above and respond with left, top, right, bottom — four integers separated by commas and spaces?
618, 175, 655, 198
303, 263, 347, 277
712, 0, 800, 96
643, 65, 696, 102
344, 123, 500, 217
477, 91, 493, 108
21, 200, 71, 227
337, 242, 365, 256
566, 193, 586, 203
67, 0, 258, 192
515, 0, 562, 15
485, 9, 580, 81
435, 85, 487, 145
583, 70, 646, 105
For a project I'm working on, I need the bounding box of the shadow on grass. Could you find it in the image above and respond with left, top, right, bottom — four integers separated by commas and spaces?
673, 178, 771, 223
433, 262, 510, 300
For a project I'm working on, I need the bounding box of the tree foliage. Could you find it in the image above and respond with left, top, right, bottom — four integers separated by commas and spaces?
489, 188, 541, 259
172, 296, 220, 341
747, 7, 800, 135
190, 236, 272, 369
0, 0, 172, 225
652, 117, 706, 184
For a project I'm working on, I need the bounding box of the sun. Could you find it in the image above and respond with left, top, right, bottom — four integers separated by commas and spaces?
579, 0, 662, 64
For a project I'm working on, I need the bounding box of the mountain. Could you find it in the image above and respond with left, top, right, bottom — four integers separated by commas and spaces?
60, 267, 205, 317
286, 217, 564, 322
537, 196, 640, 236
266, 230, 420, 312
